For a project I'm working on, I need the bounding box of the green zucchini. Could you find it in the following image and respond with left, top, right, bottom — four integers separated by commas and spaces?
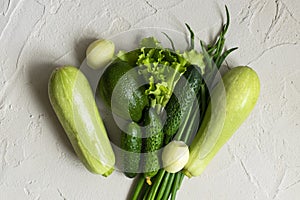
183, 66, 260, 177
48, 66, 115, 176
163, 65, 203, 142
143, 108, 164, 184
121, 122, 142, 178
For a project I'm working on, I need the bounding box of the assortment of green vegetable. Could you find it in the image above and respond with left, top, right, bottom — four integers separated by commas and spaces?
48, 6, 260, 200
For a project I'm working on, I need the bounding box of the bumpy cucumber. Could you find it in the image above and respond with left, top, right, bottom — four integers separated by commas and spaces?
48, 66, 115, 177
121, 122, 142, 178
143, 108, 164, 182
163, 65, 203, 141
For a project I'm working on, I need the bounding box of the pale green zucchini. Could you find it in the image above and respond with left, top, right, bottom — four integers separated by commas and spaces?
48, 66, 115, 177
184, 66, 260, 177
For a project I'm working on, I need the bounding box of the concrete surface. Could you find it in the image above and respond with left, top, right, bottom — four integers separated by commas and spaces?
0, 0, 299, 199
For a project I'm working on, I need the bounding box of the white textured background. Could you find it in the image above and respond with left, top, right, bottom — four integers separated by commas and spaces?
0, 0, 299, 199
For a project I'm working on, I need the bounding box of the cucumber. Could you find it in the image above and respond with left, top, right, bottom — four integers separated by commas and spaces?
121, 122, 142, 178
48, 66, 115, 176
183, 66, 260, 177
97, 60, 149, 122
143, 108, 164, 183
163, 65, 203, 142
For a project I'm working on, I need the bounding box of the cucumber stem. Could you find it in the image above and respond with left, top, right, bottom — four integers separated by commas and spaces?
182, 169, 192, 178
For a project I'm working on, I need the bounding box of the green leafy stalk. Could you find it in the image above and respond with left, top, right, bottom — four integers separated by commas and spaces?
203, 5, 237, 70
162, 32, 176, 51
185, 23, 195, 50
